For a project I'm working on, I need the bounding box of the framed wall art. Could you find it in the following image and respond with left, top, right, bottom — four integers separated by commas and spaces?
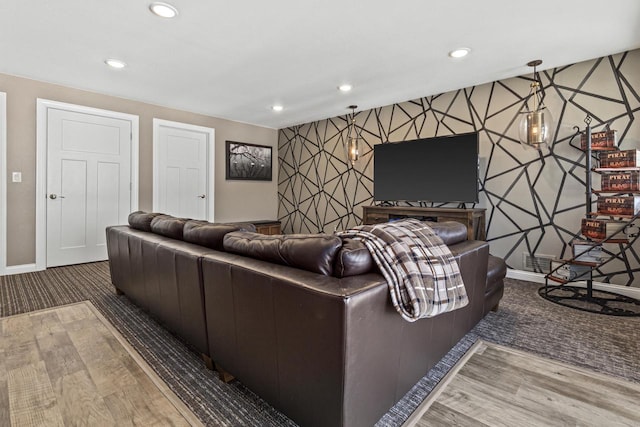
225, 141, 273, 181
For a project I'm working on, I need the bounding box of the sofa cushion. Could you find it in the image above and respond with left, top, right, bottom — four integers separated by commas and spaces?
427, 221, 468, 245
333, 238, 374, 278
183, 221, 256, 251
223, 231, 342, 276
150, 215, 188, 240
128, 211, 165, 232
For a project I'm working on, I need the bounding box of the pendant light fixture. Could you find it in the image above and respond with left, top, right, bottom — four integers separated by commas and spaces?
518, 60, 554, 150
345, 105, 361, 166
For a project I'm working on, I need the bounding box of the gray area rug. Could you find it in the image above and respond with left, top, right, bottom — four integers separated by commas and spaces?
1, 262, 639, 426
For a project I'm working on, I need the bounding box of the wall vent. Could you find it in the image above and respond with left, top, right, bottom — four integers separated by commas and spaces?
522, 253, 555, 273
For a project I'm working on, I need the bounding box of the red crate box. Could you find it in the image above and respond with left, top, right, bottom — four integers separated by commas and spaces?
601, 171, 640, 192
581, 218, 627, 240
581, 130, 617, 151
599, 149, 640, 168
597, 195, 640, 216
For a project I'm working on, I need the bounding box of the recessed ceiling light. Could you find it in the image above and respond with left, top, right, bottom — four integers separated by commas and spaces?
338, 84, 353, 92
449, 48, 471, 59
105, 59, 127, 69
272, 105, 284, 112
149, 2, 179, 18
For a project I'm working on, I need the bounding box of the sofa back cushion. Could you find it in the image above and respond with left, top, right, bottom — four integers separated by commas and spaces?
333, 238, 375, 278
183, 221, 256, 251
150, 215, 188, 240
128, 211, 165, 232
223, 231, 342, 276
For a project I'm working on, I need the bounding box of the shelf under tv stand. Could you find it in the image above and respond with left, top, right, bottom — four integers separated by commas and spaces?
362, 206, 486, 241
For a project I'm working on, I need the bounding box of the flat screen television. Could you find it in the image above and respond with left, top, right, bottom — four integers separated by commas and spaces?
373, 132, 479, 203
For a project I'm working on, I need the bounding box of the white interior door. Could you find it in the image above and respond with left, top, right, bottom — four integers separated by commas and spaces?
46, 108, 132, 267
153, 119, 214, 220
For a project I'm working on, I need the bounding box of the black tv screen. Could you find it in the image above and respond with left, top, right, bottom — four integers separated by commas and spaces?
374, 132, 479, 203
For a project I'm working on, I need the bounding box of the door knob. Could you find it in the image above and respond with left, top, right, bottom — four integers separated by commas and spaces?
197, 194, 206, 199
49, 194, 65, 199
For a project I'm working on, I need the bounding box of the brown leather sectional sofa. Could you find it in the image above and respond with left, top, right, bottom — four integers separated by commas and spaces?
106, 212, 506, 427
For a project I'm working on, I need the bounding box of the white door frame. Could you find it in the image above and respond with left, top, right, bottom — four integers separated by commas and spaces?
152, 119, 215, 222
36, 99, 139, 271
0, 92, 6, 275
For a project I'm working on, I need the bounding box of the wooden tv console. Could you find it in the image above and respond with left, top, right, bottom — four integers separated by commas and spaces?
362, 206, 486, 241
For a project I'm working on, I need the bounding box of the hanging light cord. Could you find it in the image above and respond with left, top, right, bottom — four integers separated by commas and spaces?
528, 59, 543, 112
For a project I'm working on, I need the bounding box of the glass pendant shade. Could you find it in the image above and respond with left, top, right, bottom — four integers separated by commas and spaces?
347, 135, 359, 165
518, 60, 553, 150
345, 105, 360, 166
519, 107, 553, 150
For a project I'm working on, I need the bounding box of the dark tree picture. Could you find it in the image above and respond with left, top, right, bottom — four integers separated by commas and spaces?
226, 141, 273, 181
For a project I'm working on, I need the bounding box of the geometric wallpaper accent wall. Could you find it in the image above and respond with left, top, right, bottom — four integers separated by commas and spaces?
278, 50, 640, 286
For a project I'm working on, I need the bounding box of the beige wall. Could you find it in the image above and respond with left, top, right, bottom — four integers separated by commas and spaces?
1, 73, 278, 266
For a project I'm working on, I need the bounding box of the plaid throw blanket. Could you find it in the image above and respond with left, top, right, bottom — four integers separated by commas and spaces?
336, 219, 468, 322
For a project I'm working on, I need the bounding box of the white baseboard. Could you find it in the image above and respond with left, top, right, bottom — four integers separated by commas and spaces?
506, 268, 640, 300
2, 263, 42, 276
506, 269, 545, 283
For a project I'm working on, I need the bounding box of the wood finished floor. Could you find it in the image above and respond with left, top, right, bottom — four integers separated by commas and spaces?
405, 341, 640, 427
0, 301, 202, 427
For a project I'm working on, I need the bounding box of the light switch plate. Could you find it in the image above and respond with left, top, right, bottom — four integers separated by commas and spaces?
12, 172, 22, 183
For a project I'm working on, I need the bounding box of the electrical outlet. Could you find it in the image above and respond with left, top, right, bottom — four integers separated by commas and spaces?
12, 172, 22, 183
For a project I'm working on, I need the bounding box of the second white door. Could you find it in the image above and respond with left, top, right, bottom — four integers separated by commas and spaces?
153, 119, 215, 220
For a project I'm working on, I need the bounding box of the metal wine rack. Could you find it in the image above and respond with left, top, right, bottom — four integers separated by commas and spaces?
539, 116, 640, 316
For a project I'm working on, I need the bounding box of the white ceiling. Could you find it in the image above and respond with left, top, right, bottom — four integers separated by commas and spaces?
2, 0, 640, 129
